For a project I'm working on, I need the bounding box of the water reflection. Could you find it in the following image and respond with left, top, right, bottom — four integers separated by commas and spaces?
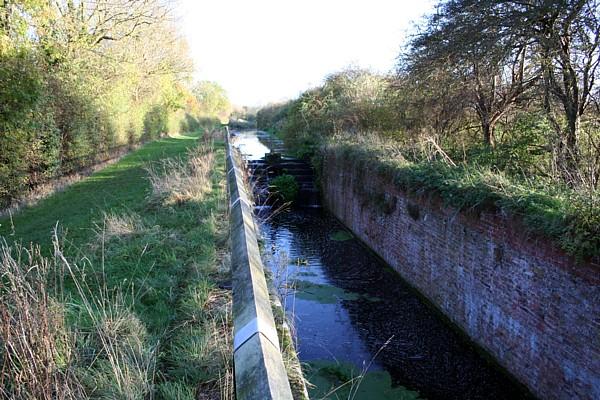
231, 130, 271, 160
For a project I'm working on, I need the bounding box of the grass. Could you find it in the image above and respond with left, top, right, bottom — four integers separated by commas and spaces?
0, 132, 200, 249
0, 130, 233, 399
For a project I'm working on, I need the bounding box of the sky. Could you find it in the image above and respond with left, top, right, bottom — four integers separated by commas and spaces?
178, 0, 436, 107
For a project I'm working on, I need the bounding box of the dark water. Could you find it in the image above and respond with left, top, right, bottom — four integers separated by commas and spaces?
233, 131, 533, 400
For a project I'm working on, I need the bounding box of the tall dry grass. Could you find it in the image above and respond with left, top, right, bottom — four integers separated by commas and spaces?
95, 211, 147, 241
0, 235, 159, 399
0, 240, 83, 400
146, 143, 215, 205
53, 238, 157, 399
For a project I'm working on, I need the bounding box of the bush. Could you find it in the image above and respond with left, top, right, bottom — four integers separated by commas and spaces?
143, 104, 169, 141
270, 174, 299, 203
0, 3, 232, 208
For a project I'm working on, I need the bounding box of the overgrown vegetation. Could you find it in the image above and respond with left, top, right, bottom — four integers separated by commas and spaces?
0, 1, 231, 207
257, 0, 600, 262
229, 106, 259, 130
0, 131, 233, 399
270, 174, 300, 203
329, 139, 599, 261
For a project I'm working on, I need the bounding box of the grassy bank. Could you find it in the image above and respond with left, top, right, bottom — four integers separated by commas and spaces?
0, 132, 200, 248
0, 131, 233, 399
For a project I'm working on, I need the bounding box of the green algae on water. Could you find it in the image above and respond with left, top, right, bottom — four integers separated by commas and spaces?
305, 360, 423, 400
294, 280, 360, 304
329, 230, 354, 241
294, 280, 383, 304
298, 271, 318, 277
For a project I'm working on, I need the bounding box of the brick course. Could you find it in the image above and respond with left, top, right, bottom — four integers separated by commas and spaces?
321, 150, 600, 400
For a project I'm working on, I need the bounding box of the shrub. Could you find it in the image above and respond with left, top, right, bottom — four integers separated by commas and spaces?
142, 104, 169, 141
270, 174, 299, 203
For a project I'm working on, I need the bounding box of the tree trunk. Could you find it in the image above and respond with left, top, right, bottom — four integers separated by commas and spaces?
482, 122, 495, 147
481, 113, 499, 148
563, 108, 580, 178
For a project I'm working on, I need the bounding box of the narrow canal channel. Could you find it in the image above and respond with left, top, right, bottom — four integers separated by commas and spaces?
232, 130, 533, 400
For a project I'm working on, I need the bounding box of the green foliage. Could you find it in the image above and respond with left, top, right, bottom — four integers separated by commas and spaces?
443, 112, 552, 178
143, 104, 170, 141
157, 382, 195, 400
257, 101, 292, 132
270, 174, 299, 203
0, 1, 230, 208
0, 50, 42, 122
257, 68, 398, 158
256, 44, 599, 263
193, 81, 232, 123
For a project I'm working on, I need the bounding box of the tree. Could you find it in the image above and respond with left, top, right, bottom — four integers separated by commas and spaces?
404, 0, 539, 146
0, 0, 201, 205
392, 65, 470, 141
322, 68, 392, 133
404, 0, 600, 183
522, 0, 600, 178
192, 81, 231, 122
42, 0, 169, 49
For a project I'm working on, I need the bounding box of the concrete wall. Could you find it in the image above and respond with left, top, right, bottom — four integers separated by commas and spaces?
226, 139, 295, 400
321, 150, 600, 400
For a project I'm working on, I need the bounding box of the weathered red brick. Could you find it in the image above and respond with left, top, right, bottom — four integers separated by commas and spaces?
321, 151, 600, 400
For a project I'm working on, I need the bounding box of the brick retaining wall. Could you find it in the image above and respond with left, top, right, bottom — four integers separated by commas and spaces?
321, 150, 600, 400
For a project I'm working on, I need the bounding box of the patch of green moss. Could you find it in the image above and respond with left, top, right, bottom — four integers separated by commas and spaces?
329, 230, 354, 241
294, 281, 359, 304
305, 360, 423, 400
293, 281, 381, 304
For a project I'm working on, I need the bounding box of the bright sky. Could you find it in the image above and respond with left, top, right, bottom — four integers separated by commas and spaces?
178, 0, 436, 107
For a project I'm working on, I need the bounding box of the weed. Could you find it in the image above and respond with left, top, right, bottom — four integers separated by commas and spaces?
0, 241, 82, 400
270, 174, 300, 204
146, 143, 215, 206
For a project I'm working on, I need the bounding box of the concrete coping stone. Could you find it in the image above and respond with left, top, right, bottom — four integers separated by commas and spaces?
226, 135, 294, 400
233, 316, 280, 352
